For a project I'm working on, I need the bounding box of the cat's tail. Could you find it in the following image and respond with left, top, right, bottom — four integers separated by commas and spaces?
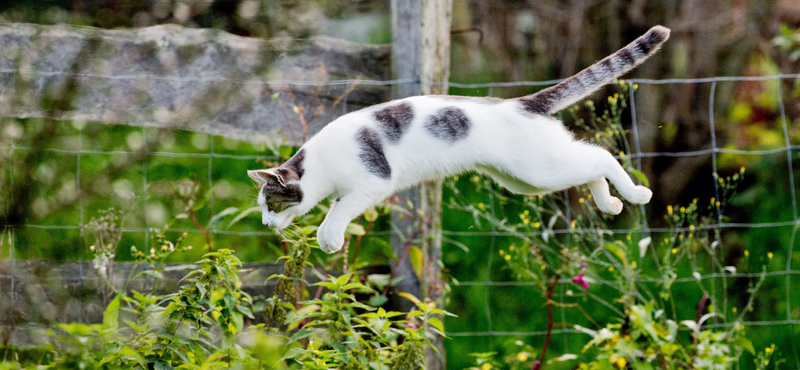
517, 25, 670, 115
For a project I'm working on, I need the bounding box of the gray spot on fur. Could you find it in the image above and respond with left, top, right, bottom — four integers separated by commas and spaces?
356, 127, 391, 179
261, 175, 303, 213
283, 148, 305, 178
374, 102, 414, 143
425, 107, 470, 143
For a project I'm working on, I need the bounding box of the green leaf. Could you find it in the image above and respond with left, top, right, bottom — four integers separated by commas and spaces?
731, 337, 756, 355
279, 146, 294, 159
408, 246, 423, 279
345, 223, 366, 236
289, 327, 320, 343
103, 294, 121, 330
227, 206, 261, 229
369, 294, 388, 307
154, 361, 174, 370
335, 272, 353, 287
281, 346, 308, 361
207, 207, 239, 229
428, 317, 445, 333
631, 169, 650, 187
604, 242, 628, 265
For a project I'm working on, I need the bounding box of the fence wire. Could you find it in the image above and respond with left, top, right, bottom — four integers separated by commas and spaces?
1, 72, 799, 366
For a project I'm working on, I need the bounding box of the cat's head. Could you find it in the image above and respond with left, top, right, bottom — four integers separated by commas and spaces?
247, 168, 303, 229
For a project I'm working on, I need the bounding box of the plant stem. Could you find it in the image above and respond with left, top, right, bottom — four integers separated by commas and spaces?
534, 276, 560, 370
351, 220, 374, 266
188, 208, 212, 251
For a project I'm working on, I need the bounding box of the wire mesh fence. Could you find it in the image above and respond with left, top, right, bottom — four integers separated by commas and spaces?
1, 71, 799, 367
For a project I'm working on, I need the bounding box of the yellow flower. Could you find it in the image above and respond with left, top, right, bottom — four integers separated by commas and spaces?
764, 361, 769, 366
481, 363, 492, 370
732, 307, 737, 313
587, 193, 592, 199
499, 250, 504, 256
688, 233, 693, 238
693, 198, 698, 204
619, 151, 625, 157
504, 255, 511, 261
608, 266, 614, 272
571, 220, 577, 229
161, 245, 168, 251
710, 197, 716, 204
626, 235, 632, 241
744, 250, 749, 257
671, 248, 678, 254
523, 210, 529, 215
595, 133, 601, 139
689, 225, 695, 231
768, 252, 774, 259
664, 237, 669, 243
454, 175, 459, 181
534, 222, 541, 228
631, 261, 637, 268
667, 205, 673, 214
680, 207, 685, 213
541, 264, 546, 270
679, 234, 684, 239
579, 197, 585, 204
478, 203, 485, 209
633, 83, 639, 90
517, 352, 529, 362
716, 201, 721, 207
615, 357, 627, 368
523, 218, 530, 225
509, 245, 515, 251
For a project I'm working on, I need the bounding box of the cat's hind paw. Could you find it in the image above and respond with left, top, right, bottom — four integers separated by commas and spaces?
628, 185, 653, 205
596, 196, 624, 215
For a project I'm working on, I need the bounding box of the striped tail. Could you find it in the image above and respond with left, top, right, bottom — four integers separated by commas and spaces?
518, 25, 670, 115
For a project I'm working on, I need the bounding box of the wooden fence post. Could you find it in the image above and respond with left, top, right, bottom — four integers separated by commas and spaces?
389, 1, 451, 369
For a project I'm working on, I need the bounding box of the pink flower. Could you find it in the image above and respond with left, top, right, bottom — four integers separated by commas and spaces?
572, 273, 589, 290
405, 315, 418, 330
572, 262, 589, 290
531, 360, 541, 370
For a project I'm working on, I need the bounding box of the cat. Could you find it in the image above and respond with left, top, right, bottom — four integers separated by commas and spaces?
248, 25, 670, 253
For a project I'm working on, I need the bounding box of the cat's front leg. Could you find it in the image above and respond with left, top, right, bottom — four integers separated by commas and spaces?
318, 191, 387, 253
316, 198, 337, 252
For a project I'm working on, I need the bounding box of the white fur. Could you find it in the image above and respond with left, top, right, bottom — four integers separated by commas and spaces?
256, 96, 652, 253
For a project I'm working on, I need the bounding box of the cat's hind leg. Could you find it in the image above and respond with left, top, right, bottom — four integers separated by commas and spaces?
587, 177, 623, 214
317, 189, 391, 253
477, 165, 547, 195
506, 143, 651, 212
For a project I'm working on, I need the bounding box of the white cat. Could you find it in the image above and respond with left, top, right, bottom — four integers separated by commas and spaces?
249, 26, 670, 253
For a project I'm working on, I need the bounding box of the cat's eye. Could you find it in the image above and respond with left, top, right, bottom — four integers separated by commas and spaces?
266, 199, 296, 213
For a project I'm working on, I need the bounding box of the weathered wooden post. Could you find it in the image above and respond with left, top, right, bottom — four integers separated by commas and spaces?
389, 1, 451, 369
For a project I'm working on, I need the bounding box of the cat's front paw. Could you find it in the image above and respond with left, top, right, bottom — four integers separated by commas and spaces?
317, 226, 344, 254
628, 185, 653, 204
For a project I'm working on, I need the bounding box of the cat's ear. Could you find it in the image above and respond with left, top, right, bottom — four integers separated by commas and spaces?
248, 170, 277, 184
247, 169, 298, 187
273, 168, 300, 185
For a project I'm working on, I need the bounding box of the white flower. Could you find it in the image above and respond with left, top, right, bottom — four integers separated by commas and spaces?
638, 237, 651, 258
